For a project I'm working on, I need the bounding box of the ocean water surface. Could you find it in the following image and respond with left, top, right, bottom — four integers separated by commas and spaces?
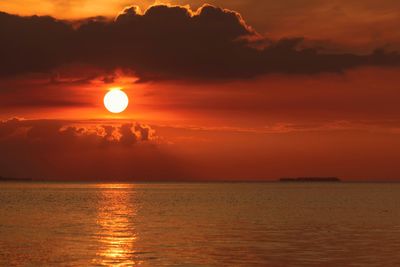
0, 182, 400, 266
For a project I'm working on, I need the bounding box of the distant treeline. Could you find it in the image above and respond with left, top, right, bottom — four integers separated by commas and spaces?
280, 177, 341, 182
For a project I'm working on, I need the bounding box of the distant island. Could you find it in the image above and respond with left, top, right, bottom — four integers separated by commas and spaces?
279, 177, 341, 182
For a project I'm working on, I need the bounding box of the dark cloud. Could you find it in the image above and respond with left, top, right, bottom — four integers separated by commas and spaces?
0, 118, 190, 181
0, 118, 156, 146
0, 11, 74, 76
0, 4, 400, 81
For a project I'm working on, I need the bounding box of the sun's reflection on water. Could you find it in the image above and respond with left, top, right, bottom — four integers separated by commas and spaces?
92, 184, 142, 266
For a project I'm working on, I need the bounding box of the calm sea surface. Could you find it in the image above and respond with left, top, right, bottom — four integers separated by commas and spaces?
0, 182, 400, 266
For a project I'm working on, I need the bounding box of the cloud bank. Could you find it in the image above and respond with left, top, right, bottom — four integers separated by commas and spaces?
1, 4, 399, 81
0, 118, 191, 180
0, 118, 156, 146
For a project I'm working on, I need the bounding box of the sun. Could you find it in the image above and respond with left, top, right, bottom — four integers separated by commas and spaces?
104, 88, 129, 113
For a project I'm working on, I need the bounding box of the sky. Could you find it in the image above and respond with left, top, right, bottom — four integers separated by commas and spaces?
1, 1, 400, 181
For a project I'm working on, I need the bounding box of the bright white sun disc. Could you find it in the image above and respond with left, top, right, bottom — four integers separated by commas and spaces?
104, 88, 129, 113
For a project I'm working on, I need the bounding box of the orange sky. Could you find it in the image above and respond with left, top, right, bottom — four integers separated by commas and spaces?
1, 2, 400, 181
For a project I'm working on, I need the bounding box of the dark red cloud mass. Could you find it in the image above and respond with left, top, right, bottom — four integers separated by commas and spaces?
0, 118, 156, 147
0, 118, 189, 180
1, 4, 400, 81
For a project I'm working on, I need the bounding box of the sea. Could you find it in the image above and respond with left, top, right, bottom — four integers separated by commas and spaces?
0, 182, 399, 266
